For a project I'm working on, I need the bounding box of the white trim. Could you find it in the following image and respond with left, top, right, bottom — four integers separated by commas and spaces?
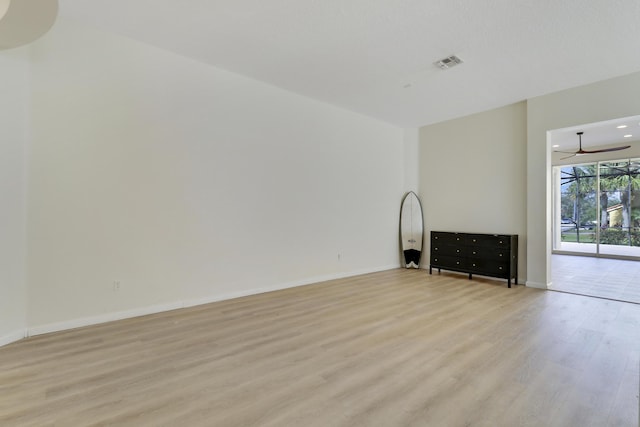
180, 265, 400, 309
27, 265, 398, 337
27, 302, 184, 337
0, 329, 27, 347
525, 280, 549, 289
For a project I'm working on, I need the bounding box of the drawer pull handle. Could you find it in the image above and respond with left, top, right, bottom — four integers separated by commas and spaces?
499, 254, 503, 257
499, 267, 503, 270
456, 261, 460, 265
456, 249, 460, 253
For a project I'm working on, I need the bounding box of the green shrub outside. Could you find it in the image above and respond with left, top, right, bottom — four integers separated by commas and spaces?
599, 228, 640, 246
600, 228, 629, 245
561, 228, 640, 246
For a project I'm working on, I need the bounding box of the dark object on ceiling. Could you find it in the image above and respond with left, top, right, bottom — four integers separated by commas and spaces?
555, 132, 631, 160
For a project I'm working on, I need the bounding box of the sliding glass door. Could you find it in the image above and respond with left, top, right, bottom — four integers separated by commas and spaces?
553, 158, 640, 258
555, 164, 598, 254
598, 159, 640, 256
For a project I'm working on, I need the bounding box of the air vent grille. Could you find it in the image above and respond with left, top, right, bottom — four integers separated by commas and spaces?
434, 55, 463, 70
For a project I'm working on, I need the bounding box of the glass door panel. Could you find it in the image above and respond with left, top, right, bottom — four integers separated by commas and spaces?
598, 159, 640, 257
554, 158, 640, 259
631, 159, 640, 249
556, 164, 597, 254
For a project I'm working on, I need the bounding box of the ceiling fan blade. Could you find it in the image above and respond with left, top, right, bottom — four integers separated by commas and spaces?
580, 145, 631, 154
557, 133, 632, 160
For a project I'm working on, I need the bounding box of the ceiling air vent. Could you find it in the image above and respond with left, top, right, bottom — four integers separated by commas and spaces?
434, 55, 463, 70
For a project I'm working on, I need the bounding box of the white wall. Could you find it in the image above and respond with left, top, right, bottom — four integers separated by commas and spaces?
527, 71, 640, 288
0, 48, 28, 345
419, 102, 527, 279
403, 128, 419, 192
26, 19, 404, 333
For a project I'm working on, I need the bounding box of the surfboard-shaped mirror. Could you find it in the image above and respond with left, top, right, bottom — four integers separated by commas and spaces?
400, 191, 424, 268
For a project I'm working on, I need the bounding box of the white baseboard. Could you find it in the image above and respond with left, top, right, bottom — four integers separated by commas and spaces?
0, 329, 27, 347
28, 265, 399, 338
27, 301, 185, 337
183, 264, 399, 308
525, 280, 549, 289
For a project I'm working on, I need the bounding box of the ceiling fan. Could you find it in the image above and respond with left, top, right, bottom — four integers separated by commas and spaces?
555, 132, 631, 160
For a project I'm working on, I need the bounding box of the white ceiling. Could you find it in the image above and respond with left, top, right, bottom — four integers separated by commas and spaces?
550, 115, 640, 152
58, 0, 640, 129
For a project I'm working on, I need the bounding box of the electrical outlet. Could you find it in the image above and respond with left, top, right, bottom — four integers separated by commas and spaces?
338, 253, 341, 261
113, 280, 121, 292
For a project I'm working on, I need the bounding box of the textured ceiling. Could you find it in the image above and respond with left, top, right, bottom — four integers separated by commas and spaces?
58, 0, 640, 129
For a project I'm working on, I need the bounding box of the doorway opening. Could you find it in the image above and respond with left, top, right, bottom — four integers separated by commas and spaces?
549, 116, 640, 303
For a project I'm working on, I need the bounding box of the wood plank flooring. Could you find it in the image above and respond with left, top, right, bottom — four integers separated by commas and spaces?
1, 269, 639, 426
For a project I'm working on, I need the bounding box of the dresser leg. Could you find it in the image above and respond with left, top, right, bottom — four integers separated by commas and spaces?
508, 279, 511, 288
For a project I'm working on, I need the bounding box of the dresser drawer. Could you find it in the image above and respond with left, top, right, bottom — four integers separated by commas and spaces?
430, 254, 466, 270
467, 234, 511, 248
467, 258, 510, 277
432, 244, 466, 257
432, 232, 467, 246
467, 247, 511, 260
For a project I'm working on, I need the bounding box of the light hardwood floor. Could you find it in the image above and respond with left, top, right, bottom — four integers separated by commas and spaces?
1, 269, 639, 426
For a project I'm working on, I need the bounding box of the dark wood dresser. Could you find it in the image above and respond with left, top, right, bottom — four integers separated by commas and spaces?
429, 231, 518, 287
